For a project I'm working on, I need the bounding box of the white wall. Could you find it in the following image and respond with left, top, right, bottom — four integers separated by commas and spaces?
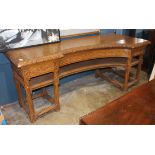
60, 29, 99, 37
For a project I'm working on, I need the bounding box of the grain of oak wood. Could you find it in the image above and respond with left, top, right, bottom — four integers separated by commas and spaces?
5, 34, 150, 122
6, 34, 150, 68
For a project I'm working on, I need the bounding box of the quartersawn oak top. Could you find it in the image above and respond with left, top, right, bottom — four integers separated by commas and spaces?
5, 34, 150, 68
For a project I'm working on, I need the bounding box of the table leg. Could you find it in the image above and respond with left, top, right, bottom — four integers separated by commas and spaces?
95, 69, 100, 78
136, 54, 143, 81
53, 70, 60, 110
24, 80, 35, 122
14, 80, 24, 108
124, 57, 132, 90
13, 71, 25, 108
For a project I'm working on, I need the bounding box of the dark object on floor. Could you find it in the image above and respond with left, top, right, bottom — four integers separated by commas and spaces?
80, 79, 155, 125
141, 30, 155, 76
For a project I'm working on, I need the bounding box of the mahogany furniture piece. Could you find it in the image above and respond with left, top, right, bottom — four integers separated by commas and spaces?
80, 79, 155, 125
5, 34, 150, 122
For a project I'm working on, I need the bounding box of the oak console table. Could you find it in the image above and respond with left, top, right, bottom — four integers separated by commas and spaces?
5, 34, 150, 122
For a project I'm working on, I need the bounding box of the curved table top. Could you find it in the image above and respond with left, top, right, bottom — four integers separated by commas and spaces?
5, 34, 150, 68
